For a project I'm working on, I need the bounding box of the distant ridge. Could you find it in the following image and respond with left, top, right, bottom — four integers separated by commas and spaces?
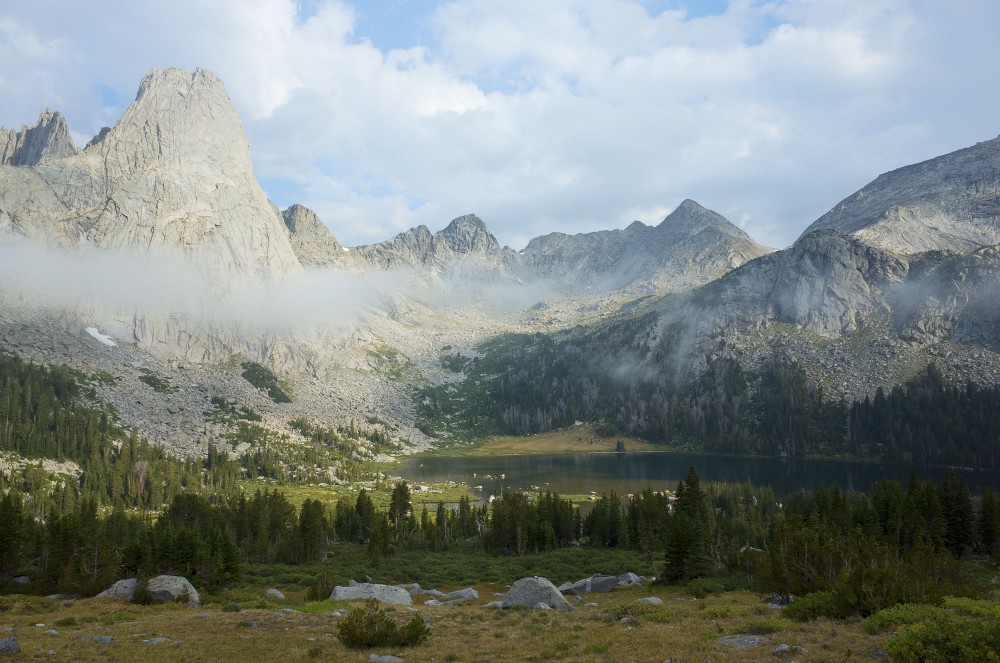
521, 199, 773, 292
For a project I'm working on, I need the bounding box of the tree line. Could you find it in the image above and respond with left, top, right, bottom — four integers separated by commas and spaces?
418, 331, 1000, 469
4, 461, 997, 615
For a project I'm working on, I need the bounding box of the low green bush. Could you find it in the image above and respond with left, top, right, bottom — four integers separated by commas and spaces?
864, 603, 949, 635
306, 570, 336, 602
610, 602, 659, 620
783, 591, 839, 621
887, 617, 1000, 662
337, 599, 430, 649
739, 618, 787, 635
686, 578, 724, 598
221, 601, 242, 613
943, 597, 1000, 618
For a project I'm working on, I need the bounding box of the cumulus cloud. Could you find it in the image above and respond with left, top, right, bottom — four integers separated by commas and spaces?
0, 0, 998, 251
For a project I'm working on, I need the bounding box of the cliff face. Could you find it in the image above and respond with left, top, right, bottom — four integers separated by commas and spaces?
0, 68, 301, 286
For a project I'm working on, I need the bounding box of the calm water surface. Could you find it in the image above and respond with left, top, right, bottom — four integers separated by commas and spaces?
398, 451, 1000, 502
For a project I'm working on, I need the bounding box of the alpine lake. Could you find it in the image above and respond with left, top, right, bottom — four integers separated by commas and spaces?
398, 448, 1000, 505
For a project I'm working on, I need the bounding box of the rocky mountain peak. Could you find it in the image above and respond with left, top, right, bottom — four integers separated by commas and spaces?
282, 204, 347, 268
0, 67, 301, 286
100, 67, 254, 179
523, 200, 772, 293
656, 199, 752, 241
801, 134, 1000, 255
0, 109, 78, 166
439, 214, 500, 254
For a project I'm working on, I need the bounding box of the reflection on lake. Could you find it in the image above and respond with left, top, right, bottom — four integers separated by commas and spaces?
398, 451, 1000, 503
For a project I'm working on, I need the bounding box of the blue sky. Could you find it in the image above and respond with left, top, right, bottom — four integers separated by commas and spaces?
1, 1, 999, 249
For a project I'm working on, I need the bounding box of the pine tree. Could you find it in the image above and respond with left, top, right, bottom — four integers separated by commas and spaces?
978, 487, 999, 555
939, 472, 974, 558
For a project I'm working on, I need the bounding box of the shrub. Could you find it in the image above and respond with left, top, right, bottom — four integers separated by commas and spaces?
887, 617, 1000, 662
336, 599, 430, 649
686, 578, 724, 598
610, 602, 659, 620
864, 603, 949, 635
700, 605, 755, 620
221, 601, 242, 613
943, 597, 1000, 618
306, 570, 336, 602
739, 618, 787, 635
783, 591, 839, 621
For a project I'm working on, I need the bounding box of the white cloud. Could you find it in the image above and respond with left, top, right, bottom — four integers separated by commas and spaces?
0, 0, 998, 251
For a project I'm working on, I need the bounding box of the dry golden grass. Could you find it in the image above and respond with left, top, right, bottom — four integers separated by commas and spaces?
1, 584, 888, 662
448, 426, 661, 457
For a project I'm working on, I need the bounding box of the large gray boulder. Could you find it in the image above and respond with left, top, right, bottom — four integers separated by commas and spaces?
500, 577, 573, 612
146, 575, 201, 606
560, 575, 619, 595
0, 637, 20, 656
330, 583, 412, 606
617, 572, 644, 586
96, 578, 139, 601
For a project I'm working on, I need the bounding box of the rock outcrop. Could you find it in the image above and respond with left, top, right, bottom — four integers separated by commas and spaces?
0, 110, 77, 166
282, 204, 355, 269
802, 135, 1000, 255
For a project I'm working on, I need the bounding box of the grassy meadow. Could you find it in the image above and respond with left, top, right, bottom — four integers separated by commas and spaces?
1, 579, 892, 662
425, 425, 662, 457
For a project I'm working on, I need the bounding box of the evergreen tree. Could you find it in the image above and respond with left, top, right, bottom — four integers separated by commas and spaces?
978, 487, 999, 555
388, 481, 412, 542
939, 472, 974, 558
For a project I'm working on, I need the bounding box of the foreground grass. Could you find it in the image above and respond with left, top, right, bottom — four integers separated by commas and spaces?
429, 425, 661, 457
0, 584, 890, 662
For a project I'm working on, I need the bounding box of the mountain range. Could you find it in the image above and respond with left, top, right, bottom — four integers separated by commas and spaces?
1, 67, 998, 461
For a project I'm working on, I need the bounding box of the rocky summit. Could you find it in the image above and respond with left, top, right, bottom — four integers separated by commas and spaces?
0, 66, 998, 457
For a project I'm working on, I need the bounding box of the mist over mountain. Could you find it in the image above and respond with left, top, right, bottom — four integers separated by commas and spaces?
0, 67, 998, 462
